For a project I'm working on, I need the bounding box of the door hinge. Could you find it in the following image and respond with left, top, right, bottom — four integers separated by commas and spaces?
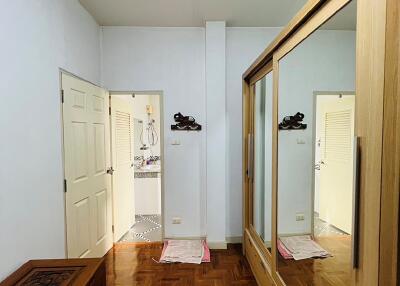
63, 179, 67, 193
112, 225, 114, 233
61, 89, 64, 103
109, 106, 111, 115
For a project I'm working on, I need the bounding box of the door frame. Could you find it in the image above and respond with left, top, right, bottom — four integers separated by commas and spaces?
311, 91, 355, 236
109, 90, 166, 242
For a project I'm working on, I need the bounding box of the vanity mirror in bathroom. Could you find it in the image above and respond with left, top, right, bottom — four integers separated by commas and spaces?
275, 1, 357, 284
249, 64, 274, 258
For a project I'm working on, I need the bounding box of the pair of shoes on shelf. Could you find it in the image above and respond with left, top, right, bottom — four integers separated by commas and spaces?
279, 112, 307, 130
172, 112, 202, 131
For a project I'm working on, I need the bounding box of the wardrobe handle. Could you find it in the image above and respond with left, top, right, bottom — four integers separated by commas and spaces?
247, 134, 254, 180
352, 136, 361, 269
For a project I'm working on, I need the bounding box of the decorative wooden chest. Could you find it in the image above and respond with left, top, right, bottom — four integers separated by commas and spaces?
0, 258, 105, 286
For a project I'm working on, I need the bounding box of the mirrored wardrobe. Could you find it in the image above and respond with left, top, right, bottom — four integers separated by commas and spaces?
242, 0, 399, 285
276, 2, 356, 284
250, 65, 274, 258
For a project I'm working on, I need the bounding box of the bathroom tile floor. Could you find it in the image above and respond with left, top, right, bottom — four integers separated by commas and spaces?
119, 214, 162, 243
314, 215, 348, 237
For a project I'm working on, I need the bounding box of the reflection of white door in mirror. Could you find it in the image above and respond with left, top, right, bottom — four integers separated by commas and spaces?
315, 94, 355, 234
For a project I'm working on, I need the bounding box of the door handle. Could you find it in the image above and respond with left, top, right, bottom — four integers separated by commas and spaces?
352, 136, 361, 269
107, 167, 115, 175
247, 134, 254, 180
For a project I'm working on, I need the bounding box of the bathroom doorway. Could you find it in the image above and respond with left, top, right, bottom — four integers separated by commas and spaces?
313, 92, 355, 238
110, 91, 164, 243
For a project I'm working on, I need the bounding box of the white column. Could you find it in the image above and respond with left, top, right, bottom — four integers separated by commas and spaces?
205, 21, 227, 249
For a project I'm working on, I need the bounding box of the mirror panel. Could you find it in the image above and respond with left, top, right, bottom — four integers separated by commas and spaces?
276, 1, 357, 284
252, 71, 273, 251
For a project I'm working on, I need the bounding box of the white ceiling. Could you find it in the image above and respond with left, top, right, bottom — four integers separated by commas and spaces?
80, 0, 356, 29
79, 0, 305, 27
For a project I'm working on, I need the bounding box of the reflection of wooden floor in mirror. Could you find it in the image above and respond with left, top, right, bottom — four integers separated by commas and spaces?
277, 236, 351, 286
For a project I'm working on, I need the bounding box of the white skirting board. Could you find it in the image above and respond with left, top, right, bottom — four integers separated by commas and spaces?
226, 236, 243, 243
207, 241, 228, 250
162, 236, 244, 249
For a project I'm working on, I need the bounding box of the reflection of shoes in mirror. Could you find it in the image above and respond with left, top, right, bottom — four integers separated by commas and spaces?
279, 112, 306, 130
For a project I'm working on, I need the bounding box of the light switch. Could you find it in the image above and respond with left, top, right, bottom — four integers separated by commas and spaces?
171, 139, 181, 145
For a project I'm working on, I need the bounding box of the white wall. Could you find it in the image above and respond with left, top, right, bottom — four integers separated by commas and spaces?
225, 28, 281, 238
101, 27, 207, 238
0, 0, 101, 280
205, 22, 227, 246
102, 27, 281, 241
102, 26, 282, 241
277, 30, 356, 235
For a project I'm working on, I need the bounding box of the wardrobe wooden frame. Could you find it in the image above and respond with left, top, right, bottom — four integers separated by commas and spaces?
242, 0, 399, 285
248, 61, 274, 266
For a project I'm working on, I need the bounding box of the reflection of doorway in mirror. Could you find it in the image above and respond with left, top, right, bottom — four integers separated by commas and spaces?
313, 93, 355, 237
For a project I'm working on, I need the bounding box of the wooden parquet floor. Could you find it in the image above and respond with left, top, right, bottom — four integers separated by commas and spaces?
105, 243, 257, 286
277, 236, 352, 286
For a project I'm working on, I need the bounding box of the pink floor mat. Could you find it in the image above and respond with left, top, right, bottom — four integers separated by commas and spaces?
278, 239, 293, 259
159, 240, 211, 263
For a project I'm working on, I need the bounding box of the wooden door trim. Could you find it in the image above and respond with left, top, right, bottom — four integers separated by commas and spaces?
274, 0, 351, 61
249, 62, 273, 86
243, 79, 251, 240
245, 62, 274, 265
243, 0, 325, 80
355, 0, 388, 284
271, 55, 280, 285
379, 0, 400, 284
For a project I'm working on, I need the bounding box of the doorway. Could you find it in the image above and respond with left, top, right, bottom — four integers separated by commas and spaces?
313, 92, 355, 238
110, 91, 164, 243
62, 75, 165, 258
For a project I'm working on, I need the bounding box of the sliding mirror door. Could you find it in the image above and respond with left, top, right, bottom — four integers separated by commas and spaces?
251, 69, 274, 255
275, 1, 357, 285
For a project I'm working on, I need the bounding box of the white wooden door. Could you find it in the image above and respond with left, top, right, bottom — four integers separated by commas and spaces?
62, 73, 113, 258
319, 95, 355, 234
110, 97, 135, 242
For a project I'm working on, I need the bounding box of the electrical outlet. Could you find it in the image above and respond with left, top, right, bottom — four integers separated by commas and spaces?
296, 138, 306, 144
172, 217, 182, 224
296, 213, 305, 221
